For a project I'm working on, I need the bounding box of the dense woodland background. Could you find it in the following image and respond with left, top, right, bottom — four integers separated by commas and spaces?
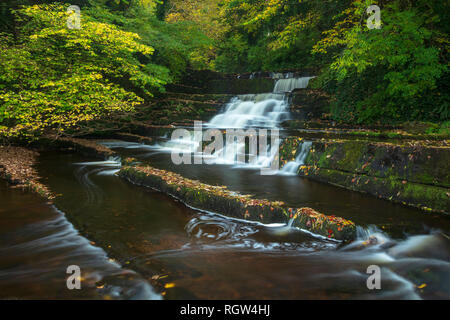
0, 0, 448, 139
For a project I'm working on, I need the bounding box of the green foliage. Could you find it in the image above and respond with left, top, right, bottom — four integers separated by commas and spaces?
314, 0, 449, 123
213, 34, 249, 72
214, 0, 350, 73
424, 121, 450, 135
1, 0, 448, 134
212, 0, 448, 124
0, 0, 215, 138
0, 3, 159, 138
87, 0, 214, 74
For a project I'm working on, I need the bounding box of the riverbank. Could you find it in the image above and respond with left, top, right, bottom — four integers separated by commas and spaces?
0, 146, 52, 199
0, 136, 116, 200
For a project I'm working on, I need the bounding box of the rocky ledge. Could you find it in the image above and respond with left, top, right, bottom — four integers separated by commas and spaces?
118, 160, 356, 241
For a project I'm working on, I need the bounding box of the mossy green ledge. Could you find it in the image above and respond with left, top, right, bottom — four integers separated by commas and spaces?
289, 139, 450, 214
118, 161, 356, 241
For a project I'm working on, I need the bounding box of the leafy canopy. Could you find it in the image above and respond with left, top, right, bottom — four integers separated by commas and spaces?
0, 3, 163, 138
313, 0, 448, 122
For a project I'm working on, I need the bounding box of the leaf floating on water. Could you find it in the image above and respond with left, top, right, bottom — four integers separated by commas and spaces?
417, 283, 427, 289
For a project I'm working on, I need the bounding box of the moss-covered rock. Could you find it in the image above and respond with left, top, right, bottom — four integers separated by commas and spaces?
295, 140, 450, 214
126, 122, 175, 137
207, 79, 275, 94
112, 133, 154, 145
118, 163, 357, 240
279, 137, 303, 167
305, 141, 449, 188
293, 207, 356, 241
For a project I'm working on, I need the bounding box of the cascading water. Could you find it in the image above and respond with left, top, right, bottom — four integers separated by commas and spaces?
279, 141, 312, 176
207, 93, 289, 129
273, 76, 315, 93
154, 76, 314, 170
208, 77, 314, 129
74, 156, 122, 176
201, 77, 314, 168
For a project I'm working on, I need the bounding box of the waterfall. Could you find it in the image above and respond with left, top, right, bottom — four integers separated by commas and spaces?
205, 92, 289, 169
207, 76, 314, 129
154, 76, 314, 172
207, 93, 289, 129
273, 76, 315, 93
279, 141, 312, 176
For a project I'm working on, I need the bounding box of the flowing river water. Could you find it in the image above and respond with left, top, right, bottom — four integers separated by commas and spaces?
1, 77, 449, 299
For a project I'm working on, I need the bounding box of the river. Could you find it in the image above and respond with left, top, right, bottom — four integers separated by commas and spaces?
0, 149, 448, 299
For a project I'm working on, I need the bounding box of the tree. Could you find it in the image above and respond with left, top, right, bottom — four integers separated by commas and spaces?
213, 0, 350, 72
0, 3, 161, 138
313, 0, 449, 122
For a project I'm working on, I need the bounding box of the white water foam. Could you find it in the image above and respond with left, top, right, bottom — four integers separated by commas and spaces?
273, 76, 315, 93
279, 141, 312, 176
207, 93, 289, 129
